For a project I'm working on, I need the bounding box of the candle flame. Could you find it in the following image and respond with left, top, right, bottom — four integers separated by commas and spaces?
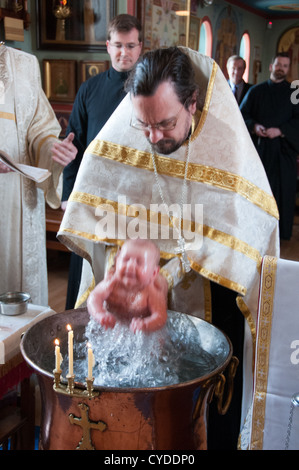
86, 342, 92, 349
66, 324, 72, 331
54, 339, 60, 346
60, 0, 67, 6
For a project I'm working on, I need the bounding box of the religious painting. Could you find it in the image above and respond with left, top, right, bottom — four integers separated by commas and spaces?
51, 103, 73, 138
79, 60, 110, 84
140, 0, 189, 53
213, 6, 239, 79
43, 59, 77, 103
0, 0, 30, 29
278, 27, 299, 83
36, 0, 116, 52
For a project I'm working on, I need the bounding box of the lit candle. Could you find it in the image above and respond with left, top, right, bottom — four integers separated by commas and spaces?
67, 324, 74, 376
54, 339, 62, 371
87, 343, 95, 380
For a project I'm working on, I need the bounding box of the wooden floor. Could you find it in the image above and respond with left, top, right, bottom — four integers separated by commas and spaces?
47, 211, 299, 313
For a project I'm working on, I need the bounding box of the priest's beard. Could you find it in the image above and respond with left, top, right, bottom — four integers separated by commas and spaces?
148, 123, 191, 155
150, 137, 185, 155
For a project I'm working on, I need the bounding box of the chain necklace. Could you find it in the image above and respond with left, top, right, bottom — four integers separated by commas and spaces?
151, 135, 191, 273
285, 392, 299, 450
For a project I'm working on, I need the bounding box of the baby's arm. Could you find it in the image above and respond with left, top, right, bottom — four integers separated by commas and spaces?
87, 272, 117, 328
130, 274, 168, 333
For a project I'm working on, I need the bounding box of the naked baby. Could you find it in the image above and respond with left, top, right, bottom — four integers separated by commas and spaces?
87, 239, 168, 333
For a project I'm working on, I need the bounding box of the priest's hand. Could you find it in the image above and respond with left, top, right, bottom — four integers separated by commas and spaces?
51, 132, 78, 167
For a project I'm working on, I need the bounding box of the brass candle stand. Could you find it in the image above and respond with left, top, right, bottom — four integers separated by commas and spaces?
53, 369, 99, 399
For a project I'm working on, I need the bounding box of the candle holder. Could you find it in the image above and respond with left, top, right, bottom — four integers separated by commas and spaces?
85, 377, 95, 398
66, 374, 75, 395
52, 370, 99, 399
53, 369, 62, 389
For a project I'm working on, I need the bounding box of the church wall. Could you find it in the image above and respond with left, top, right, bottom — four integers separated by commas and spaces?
1, 0, 298, 87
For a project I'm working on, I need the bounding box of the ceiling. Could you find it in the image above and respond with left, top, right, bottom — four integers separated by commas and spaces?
226, 1, 299, 19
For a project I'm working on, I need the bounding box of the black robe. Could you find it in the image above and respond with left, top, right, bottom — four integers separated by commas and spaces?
62, 67, 129, 308
240, 79, 299, 240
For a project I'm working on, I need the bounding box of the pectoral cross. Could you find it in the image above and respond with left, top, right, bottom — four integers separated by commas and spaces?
175, 237, 191, 273
69, 402, 107, 450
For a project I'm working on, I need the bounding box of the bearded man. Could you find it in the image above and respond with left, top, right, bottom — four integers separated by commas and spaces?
241, 52, 299, 240
58, 47, 279, 449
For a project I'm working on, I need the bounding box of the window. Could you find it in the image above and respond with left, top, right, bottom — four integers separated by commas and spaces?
240, 32, 250, 82
199, 17, 212, 57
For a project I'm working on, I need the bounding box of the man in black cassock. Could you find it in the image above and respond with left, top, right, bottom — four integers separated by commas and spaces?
240, 52, 299, 240
61, 14, 142, 308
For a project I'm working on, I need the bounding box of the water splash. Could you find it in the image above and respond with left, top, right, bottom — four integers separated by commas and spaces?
61, 311, 218, 388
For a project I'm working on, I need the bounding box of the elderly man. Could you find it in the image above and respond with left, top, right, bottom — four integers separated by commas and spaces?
58, 47, 279, 449
226, 55, 252, 105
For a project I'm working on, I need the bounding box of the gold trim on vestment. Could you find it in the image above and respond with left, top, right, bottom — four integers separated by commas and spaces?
0, 111, 15, 121
61, 224, 247, 296
203, 278, 212, 323
250, 256, 277, 450
192, 61, 217, 141
75, 277, 95, 309
190, 259, 247, 296
160, 267, 174, 290
69, 191, 263, 269
86, 140, 278, 220
236, 296, 257, 368
36, 134, 58, 166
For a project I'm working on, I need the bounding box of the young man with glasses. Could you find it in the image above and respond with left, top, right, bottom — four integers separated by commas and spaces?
59, 47, 279, 449
61, 14, 142, 309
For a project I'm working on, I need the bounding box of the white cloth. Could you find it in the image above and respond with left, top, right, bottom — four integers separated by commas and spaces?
58, 48, 280, 428
0, 45, 62, 305
0, 304, 56, 364
244, 256, 299, 450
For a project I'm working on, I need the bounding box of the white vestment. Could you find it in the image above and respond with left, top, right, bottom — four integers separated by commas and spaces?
241, 256, 299, 450
58, 48, 280, 429
0, 45, 62, 305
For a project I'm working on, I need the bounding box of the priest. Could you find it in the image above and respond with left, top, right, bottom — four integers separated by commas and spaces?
58, 47, 279, 448
0, 44, 76, 305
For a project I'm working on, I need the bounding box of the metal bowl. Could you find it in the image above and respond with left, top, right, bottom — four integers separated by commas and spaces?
0, 291, 31, 316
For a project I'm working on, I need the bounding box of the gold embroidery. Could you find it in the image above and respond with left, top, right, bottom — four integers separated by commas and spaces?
192, 61, 217, 140
105, 245, 119, 271
0, 111, 15, 121
36, 134, 58, 166
84, 61, 276, 221
236, 296, 257, 367
250, 256, 277, 450
75, 277, 95, 308
86, 138, 278, 220
160, 267, 174, 290
203, 278, 212, 323
190, 259, 247, 296
69, 191, 263, 268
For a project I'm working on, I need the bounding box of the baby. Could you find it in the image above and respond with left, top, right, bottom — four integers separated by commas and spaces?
87, 239, 168, 333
